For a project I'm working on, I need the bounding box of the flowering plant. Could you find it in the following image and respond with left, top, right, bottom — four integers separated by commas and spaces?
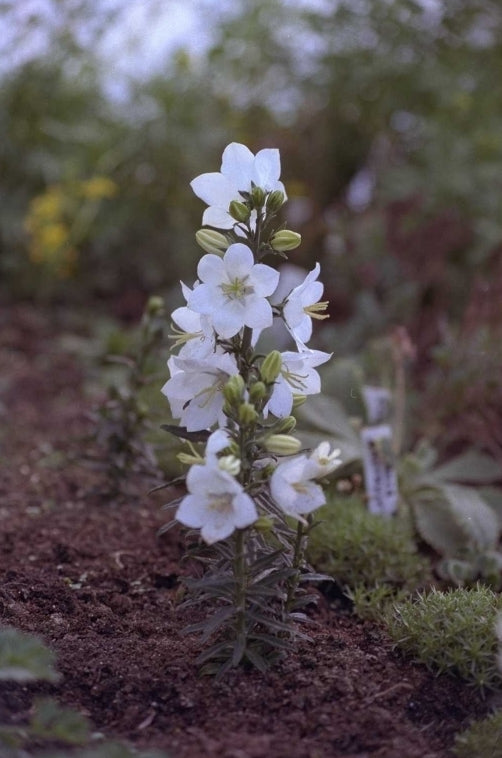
161, 142, 341, 675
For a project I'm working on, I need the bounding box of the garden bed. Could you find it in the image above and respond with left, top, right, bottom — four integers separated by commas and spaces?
0, 305, 490, 758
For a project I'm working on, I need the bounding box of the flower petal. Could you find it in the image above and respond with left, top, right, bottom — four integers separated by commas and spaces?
191, 172, 236, 208
197, 254, 225, 285
252, 148, 281, 188
223, 243, 254, 277
202, 206, 234, 229
232, 492, 258, 528
221, 142, 255, 187
250, 263, 280, 296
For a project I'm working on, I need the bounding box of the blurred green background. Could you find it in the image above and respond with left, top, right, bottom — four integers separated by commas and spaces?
2, 0, 502, 454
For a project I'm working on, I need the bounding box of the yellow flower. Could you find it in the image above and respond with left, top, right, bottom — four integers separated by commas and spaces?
39, 223, 69, 252
31, 189, 63, 219
80, 176, 117, 199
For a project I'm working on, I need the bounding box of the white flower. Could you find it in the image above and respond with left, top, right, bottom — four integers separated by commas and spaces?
265, 348, 331, 418
306, 442, 342, 478
282, 263, 329, 347
176, 463, 257, 544
187, 243, 279, 339
270, 455, 326, 519
190, 142, 286, 229
161, 351, 238, 431
170, 303, 215, 359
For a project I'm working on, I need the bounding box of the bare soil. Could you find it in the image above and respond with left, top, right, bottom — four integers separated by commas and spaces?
0, 304, 490, 758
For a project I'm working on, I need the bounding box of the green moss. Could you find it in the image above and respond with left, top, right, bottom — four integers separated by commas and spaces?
307, 495, 429, 592
387, 586, 502, 693
453, 708, 502, 758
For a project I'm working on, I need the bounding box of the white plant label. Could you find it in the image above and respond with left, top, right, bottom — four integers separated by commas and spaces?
362, 385, 392, 425
361, 424, 398, 515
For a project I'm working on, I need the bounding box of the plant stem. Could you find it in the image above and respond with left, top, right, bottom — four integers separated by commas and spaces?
285, 519, 305, 614
233, 527, 247, 661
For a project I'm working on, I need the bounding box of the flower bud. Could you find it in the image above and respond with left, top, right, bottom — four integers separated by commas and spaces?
218, 455, 241, 476
229, 200, 251, 223
223, 374, 245, 405
274, 415, 297, 434
238, 402, 258, 426
292, 394, 306, 409
260, 350, 282, 384
249, 381, 267, 403
145, 295, 164, 316
264, 434, 302, 455
177, 451, 204, 466
270, 230, 302, 252
254, 515, 274, 533
266, 190, 285, 213
251, 185, 266, 209
195, 228, 228, 255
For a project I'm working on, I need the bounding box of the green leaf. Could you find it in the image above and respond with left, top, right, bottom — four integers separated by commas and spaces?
430, 450, 502, 485
31, 697, 89, 744
409, 484, 500, 556
161, 424, 210, 443
297, 394, 360, 441
0, 628, 60, 683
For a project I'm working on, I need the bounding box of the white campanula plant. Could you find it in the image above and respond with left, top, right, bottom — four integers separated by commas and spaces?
161, 142, 341, 676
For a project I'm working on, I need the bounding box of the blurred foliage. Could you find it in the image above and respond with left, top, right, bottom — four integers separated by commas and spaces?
1, 0, 502, 453
453, 708, 502, 758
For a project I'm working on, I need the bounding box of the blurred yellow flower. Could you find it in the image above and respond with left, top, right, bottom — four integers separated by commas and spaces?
81, 176, 117, 199
39, 222, 69, 252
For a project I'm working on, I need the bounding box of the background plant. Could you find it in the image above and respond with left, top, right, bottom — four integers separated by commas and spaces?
85, 295, 168, 495
453, 708, 502, 758
307, 493, 428, 619
0, 626, 169, 758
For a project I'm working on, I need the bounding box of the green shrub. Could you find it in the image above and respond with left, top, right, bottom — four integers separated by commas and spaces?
307, 495, 429, 593
453, 708, 502, 758
386, 586, 502, 693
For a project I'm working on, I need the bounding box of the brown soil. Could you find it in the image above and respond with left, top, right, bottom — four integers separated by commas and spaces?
0, 304, 490, 758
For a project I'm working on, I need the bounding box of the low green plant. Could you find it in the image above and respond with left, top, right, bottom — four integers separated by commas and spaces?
453, 708, 502, 758
87, 295, 167, 494
400, 443, 502, 588
0, 627, 169, 758
386, 586, 502, 693
0, 627, 90, 753
297, 352, 502, 589
307, 495, 428, 594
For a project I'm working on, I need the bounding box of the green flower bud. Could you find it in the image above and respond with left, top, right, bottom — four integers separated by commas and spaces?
251, 185, 266, 209
218, 455, 241, 476
260, 350, 282, 384
254, 515, 274, 533
264, 434, 302, 455
274, 415, 297, 434
238, 402, 258, 426
249, 381, 267, 403
177, 451, 204, 466
270, 230, 302, 252
229, 200, 251, 223
222, 374, 245, 405
292, 394, 306, 409
195, 228, 228, 255
266, 190, 285, 213
145, 295, 164, 316
136, 400, 149, 419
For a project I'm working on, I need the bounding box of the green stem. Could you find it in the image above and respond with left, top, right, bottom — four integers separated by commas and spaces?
285, 520, 305, 614
233, 527, 247, 660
